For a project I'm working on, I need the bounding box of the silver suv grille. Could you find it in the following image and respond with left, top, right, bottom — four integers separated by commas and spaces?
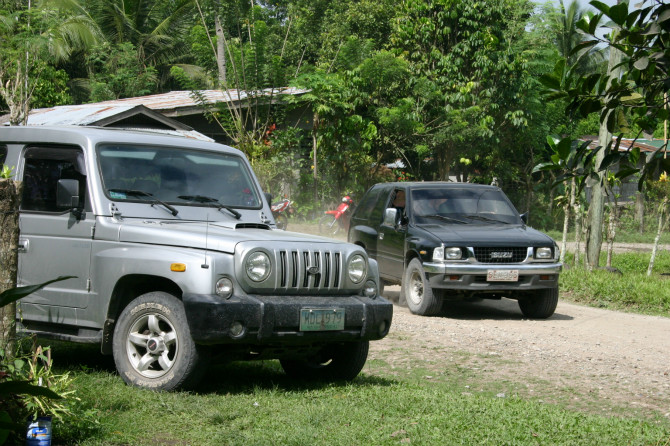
278, 249, 343, 290
473, 247, 528, 263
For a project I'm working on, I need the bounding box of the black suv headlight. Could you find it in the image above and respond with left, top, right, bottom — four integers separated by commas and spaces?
433, 246, 462, 261
534, 247, 553, 259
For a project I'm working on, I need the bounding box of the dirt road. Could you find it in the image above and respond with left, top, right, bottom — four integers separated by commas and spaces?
287, 224, 669, 417
371, 286, 670, 419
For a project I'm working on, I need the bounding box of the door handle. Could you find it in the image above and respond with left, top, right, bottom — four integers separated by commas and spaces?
18, 238, 29, 253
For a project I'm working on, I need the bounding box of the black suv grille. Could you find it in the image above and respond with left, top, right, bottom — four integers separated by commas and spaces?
473, 247, 528, 263
277, 249, 343, 290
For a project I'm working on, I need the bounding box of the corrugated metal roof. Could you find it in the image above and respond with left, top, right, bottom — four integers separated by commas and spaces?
0, 88, 308, 139
582, 136, 666, 153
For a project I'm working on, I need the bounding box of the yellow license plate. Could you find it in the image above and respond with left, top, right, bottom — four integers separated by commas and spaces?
300, 308, 345, 331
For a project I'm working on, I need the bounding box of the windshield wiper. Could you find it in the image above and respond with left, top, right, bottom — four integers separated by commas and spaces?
108, 189, 179, 216
178, 195, 241, 220
424, 214, 467, 224
462, 214, 509, 224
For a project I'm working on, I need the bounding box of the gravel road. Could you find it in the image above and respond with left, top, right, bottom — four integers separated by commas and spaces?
288, 224, 670, 418
370, 286, 670, 418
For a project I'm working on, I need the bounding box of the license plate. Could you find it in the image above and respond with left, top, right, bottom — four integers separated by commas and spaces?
300, 308, 345, 331
487, 269, 519, 282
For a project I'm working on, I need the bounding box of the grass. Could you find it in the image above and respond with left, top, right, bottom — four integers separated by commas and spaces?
19, 340, 668, 445
560, 251, 670, 316
545, 228, 670, 245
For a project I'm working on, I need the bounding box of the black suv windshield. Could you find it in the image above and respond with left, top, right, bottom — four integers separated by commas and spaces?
411, 188, 521, 225
98, 144, 261, 208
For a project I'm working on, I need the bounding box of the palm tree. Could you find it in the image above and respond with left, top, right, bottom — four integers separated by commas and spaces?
0, 0, 99, 124
554, 0, 606, 75
85, 0, 196, 71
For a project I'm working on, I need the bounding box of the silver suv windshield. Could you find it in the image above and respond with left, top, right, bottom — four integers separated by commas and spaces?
98, 144, 261, 209
411, 188, 521, 225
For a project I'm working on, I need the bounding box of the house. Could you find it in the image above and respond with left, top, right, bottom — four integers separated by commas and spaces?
0, 88, 309, 143
581, 136, 668, 203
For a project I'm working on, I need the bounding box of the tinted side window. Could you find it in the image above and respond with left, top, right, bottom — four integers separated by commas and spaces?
354, 186, 383, 222
21, 147, 86, 212
370, 187, 392, 224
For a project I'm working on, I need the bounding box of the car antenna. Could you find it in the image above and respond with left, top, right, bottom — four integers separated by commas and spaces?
201, 213, 210, 269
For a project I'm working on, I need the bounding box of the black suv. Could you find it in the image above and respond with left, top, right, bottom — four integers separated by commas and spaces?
348, 182, 562, 318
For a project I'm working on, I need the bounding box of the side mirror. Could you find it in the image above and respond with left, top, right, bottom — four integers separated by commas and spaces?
520, 212, 528, 224
57, 179, 83, 217
382, 208, 398, 227
264, 192, 273, 206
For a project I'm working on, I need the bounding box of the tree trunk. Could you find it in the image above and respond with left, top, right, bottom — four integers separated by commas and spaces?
635, 191, 645, 233
648, 199, 668, 276
312, 112, 319, 206
587, 33, 623, 269
560, 201, 569, 263
606, 205, 616, 268
0, 179, 22, 357
215, 15, 227, 87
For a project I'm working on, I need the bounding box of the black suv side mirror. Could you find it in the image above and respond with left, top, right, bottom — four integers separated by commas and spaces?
383, 208, 398, 227
57, 179, 84, 218
520, 212, 528, 224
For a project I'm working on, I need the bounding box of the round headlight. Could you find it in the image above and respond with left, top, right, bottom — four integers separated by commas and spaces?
215, 277, 234, 298
348, 254, 367, 283
246, 251, 271, 282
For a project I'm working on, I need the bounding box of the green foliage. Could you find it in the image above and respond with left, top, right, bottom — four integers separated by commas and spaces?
0, 0, 98, 123
540, 0, 670, 189
0, 276, 78, 443
87, 42, 158, 101
0, 165, 14, 179
31, 64, 72, 108
561, 251, 670, 315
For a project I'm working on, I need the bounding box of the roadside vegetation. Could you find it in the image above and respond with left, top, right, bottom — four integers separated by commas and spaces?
560, 251, 670, 316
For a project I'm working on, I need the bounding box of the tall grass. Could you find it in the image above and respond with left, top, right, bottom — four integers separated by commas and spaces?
560, 251, 670, 315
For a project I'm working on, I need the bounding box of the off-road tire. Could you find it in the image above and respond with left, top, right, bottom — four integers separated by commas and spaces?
403, 258, 442, 316
280, 341, 369, 381
518, 286, 559, 319
112, 291, 206, 390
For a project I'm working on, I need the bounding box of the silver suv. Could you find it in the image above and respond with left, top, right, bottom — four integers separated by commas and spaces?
1, 126, 392, 390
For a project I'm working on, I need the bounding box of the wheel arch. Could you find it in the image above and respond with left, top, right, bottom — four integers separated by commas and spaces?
101, 274, 182, 354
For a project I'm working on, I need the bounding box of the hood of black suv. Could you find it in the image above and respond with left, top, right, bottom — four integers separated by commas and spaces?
417, 222, 554, 246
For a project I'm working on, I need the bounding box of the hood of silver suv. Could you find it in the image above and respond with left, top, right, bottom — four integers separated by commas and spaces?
117, 219, 336, 253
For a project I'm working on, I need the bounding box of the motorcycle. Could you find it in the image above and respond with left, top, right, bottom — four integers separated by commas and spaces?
271, 198, 293, 230
319, 195, 355, 236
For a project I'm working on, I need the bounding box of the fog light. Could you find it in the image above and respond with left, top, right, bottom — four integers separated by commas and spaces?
364, 280, 377, 298
215, 277, 234, 299
230, 321, 245, 338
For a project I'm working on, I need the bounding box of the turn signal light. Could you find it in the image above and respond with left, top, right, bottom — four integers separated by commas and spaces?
170, 263, 186, 272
